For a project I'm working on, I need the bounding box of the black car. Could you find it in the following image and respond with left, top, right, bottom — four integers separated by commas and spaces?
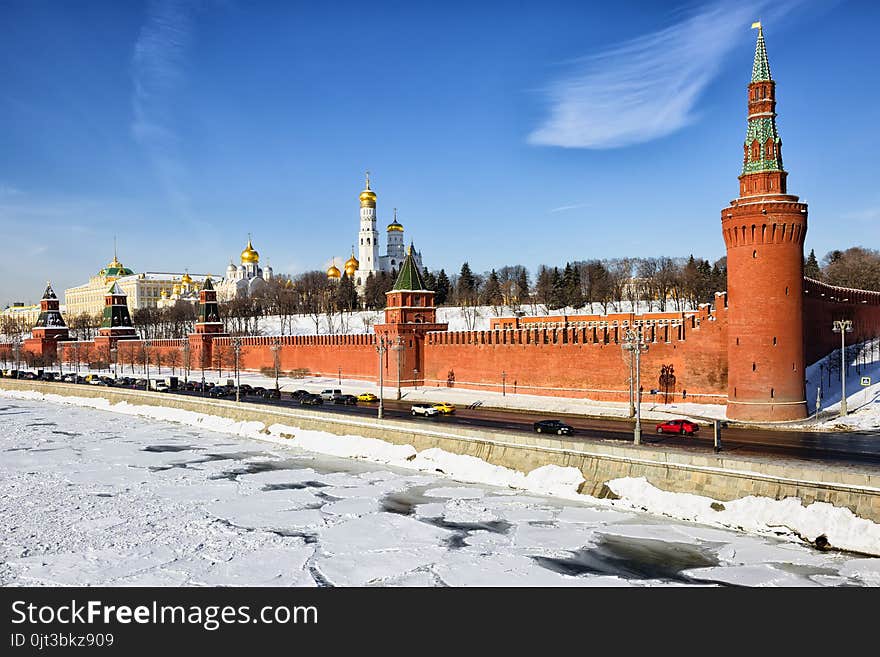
208, 386, 230, 398
300, 394, 323, 406
333, 394, 358, 405
261, 388, 281, 400
290, 389, 310, 401
251, 386, 267, 396
533, 420, 575, 435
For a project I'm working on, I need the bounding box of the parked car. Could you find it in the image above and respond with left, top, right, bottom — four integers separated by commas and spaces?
251, 386, 267, 397
357, 392, 378, 402
239, 384, 253, 394
411, 404, 439, 417
208, 386, 230, 398
656, 419, 700, 436
334, 394, 358, 405
300, 394, 324, 406
432, 402, 456, 415
533, 420, 574, 435
290, 389, 310, 401
40, 372, 57, 381
153, 382, 170, 393
261, 388, 281, 400
320, 388, 342, 401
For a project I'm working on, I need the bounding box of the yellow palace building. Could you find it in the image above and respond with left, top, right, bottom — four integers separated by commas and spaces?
64, 253, 207, 318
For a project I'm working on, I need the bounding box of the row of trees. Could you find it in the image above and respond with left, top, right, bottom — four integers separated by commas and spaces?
444, 256, 727, 314
7, 247, 876, 341
805, 247, 880, 291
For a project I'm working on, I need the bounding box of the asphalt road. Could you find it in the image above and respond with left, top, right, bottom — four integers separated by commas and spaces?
165, 386, 880, 467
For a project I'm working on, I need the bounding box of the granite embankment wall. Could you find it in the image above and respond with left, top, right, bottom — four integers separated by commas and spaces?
3, 378, 879, 525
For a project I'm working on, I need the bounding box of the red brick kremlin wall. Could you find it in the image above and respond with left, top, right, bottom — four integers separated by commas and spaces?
803, 278, 880, 364
421, 301, 729, 403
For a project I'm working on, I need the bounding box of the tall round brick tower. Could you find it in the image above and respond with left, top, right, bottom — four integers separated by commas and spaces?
722, 24, 808, 421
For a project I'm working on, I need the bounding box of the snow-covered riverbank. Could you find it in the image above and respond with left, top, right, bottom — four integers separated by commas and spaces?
3, 392, 880, 583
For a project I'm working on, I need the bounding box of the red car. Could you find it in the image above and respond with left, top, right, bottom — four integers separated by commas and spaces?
655, 419, 700, 436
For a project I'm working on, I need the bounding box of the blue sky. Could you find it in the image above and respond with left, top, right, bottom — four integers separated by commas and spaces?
1, 0, 877, 306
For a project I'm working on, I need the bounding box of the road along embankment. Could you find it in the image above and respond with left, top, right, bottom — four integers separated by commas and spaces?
3, 379, 880, 528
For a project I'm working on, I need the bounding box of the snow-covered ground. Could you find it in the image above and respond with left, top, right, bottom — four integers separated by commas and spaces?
804, 338, 880, 431
255, 302, 701, 337
2, 392, 880, 587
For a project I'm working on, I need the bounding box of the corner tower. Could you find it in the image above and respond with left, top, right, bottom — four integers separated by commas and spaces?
722, 24, 808, 421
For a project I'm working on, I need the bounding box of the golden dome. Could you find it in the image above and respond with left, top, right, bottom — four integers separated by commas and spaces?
327, 264, 341, 279
160, 289, 169, 298
181, 272, 193, 285
359, 171, 376, 208
387, 207, 403, 232
344, 253, 359, 273
240, 238, 259, 264
172, 284, 181, 295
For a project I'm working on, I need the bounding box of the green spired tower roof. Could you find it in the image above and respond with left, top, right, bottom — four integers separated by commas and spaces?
392, 244, 426, 291
751, 25, 772, 82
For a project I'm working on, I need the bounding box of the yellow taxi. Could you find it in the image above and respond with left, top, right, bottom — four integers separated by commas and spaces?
432, 402, 456, 415
357, 392, 379, 402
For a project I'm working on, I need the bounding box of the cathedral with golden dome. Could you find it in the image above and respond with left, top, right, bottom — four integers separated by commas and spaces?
216, 236, 275, 301
327, 173, 422, 291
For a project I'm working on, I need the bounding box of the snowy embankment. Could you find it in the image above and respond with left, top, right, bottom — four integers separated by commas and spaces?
805, 337, 880, 431
3, 388, 879, 556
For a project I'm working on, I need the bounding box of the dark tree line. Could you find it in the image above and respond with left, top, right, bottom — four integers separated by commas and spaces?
805, 247, 880, 291
419, 256, 727, 313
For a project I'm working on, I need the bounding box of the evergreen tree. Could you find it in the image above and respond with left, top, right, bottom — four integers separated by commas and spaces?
456, 262, 478, 304
333, 273, 359, 311
515, 268, 530, 303
562, 262, 584, 308
422, 268, 437, 291
482, 269, 503, 306
548, 267, 566, 310
435, 269, 450, 305
804, 248, 821, 280
535, 265, 554, 307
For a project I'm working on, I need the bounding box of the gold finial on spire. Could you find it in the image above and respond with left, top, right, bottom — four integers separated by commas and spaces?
365, 170, 371, 189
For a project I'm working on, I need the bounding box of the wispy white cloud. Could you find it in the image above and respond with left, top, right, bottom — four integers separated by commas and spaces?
0, 183, 22, 198
841, 207, 880, 223
131, 0, 199, 215
528, 1, 803, 149
549, 202, 592, 213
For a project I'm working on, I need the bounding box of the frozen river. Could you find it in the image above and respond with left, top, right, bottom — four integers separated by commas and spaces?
2, 398, 879, 587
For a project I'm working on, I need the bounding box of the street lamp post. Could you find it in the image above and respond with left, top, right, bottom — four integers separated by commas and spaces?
376, 337, 387, 419
271, 339, 281, 393
11, 336, 20, 374
622, 327, 649, 445
232, 338, 242, 403
338, 366, 342, 385
832, 319, 853, 417
182, 341, 190, 386
628, 351, 635, 418
143, 339, 152, 391
502, 370, 507, 396
391, 337, 405, 401
110, 347, 118, 380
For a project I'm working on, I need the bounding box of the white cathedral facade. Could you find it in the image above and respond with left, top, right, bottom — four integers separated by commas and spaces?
216, 238, 275, 301
328, 173, 423, 291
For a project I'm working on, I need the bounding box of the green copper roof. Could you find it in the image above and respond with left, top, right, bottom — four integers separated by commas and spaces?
751, 27, 772, 82
392, 245, 426, 291
202, 276, 214, 291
